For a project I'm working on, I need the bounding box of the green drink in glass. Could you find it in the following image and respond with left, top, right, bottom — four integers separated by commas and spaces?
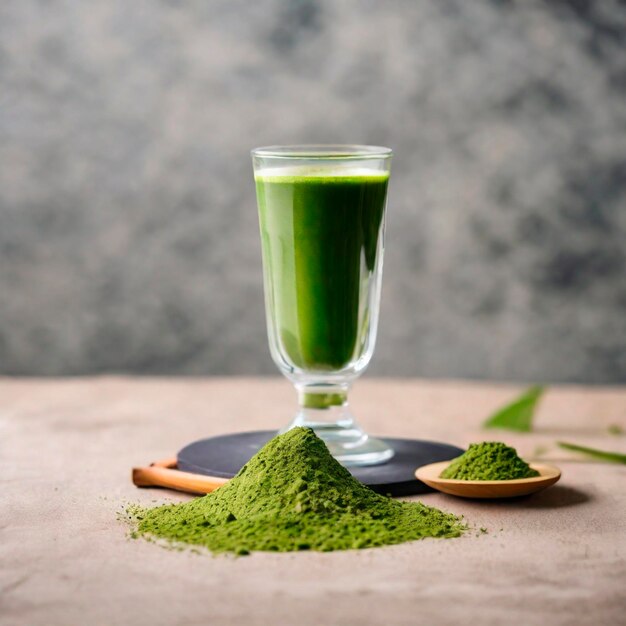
252, 145, 393, 466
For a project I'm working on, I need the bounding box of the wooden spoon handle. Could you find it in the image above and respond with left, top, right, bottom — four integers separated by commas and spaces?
132, 458, 229, 495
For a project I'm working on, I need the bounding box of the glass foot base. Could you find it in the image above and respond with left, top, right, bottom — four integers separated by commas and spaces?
284, 417, 394, 467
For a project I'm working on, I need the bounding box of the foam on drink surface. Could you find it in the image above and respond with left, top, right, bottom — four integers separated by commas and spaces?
254, 166, 388, 182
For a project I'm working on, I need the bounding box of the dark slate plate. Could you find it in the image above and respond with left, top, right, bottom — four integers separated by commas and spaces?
177, 431, 463, 497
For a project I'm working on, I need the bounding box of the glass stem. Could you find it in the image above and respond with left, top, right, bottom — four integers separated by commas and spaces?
294, 384, 353, 427
287, 382, 393, 466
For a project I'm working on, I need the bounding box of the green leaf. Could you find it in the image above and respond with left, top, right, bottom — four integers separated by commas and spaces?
557, 442, 626, 464
483, 386, 544, 432
608, 424, 624, 436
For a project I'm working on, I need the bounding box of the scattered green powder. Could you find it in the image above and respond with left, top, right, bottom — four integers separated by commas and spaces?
131, 427, 466, 554
440, 442, 539, 481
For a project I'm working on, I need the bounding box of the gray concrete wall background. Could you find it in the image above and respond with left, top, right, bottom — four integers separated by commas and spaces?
1, 0, 625, 382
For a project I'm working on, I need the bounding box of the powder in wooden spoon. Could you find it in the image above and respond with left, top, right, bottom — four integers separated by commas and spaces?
440, 442, 539, 481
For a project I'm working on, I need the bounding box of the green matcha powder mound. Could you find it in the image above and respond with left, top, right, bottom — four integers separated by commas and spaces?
131, 427, 466, 554
440, 441, 539, 481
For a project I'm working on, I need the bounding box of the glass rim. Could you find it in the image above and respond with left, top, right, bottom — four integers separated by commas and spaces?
251, 144, 393, 160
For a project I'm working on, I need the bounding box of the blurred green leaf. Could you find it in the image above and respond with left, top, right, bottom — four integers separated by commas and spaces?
483, 386, 544, 432
608, 424, 624, 436
557, 442, 626, 464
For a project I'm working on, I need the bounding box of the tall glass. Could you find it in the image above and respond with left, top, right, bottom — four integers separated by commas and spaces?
252, 145, 393, 466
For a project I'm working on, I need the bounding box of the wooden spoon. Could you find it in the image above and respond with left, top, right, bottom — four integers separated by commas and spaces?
415, 461, 561, 499
132, 458, 229, 495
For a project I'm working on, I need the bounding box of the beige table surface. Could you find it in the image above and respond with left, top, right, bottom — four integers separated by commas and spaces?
1, 377, 625, 626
